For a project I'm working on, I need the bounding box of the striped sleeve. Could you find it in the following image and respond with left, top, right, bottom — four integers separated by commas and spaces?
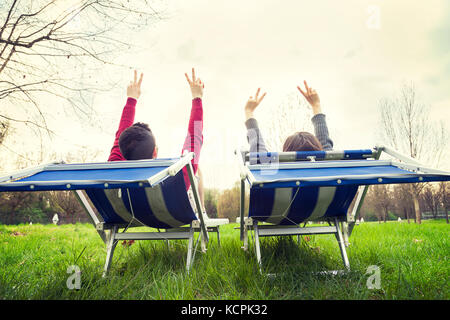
181, 98, 203, 190
245, 118, 268, 154
108, 98, 137, 161
311, 113, 333, 151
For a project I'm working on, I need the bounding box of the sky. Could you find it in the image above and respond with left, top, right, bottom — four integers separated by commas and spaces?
1, 0, 449, 190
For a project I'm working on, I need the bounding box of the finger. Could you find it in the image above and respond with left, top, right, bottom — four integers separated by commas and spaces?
304, 80, 311, 94
192, 67, 196, 83
134, 70, 137, 84
185, 73, 191, 84
258, 92, 266, 103
138, 73, 144, 86
297, 85, 307, 96
255, 88, 260, 100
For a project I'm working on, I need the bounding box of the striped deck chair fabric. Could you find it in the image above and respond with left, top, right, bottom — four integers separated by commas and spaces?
248, 184, 358, 225
86, 170, 196, 229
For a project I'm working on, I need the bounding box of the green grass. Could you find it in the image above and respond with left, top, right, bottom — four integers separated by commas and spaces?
0, 220, 448, 300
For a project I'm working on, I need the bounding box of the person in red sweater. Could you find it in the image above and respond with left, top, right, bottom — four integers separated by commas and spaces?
108, 68, 205, 196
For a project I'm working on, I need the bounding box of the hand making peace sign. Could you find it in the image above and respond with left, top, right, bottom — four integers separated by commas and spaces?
244, 88, 267, 120
297, 80, 322, 115
185, 67, 204, 99
127, 70, 144, 100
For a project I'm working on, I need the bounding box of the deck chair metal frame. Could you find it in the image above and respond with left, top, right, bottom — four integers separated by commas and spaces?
0, 152, 228, 276
236, 145, 450, 273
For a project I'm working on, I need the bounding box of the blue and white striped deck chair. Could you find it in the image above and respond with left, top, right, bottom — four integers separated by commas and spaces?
0, 152, 228, 276
236, 146, 450, 273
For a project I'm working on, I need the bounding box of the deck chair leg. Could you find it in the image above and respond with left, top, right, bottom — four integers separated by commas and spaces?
186, 228, 195, 274
243, 223, 249, 251
342, 222, 350, 247
239, 179, 246, 241
216, 227, 221, 247
73, 190, 107, 244
335, 219, 350, 271
102, 226, 118, 277
200, 230, 207, 253
253, 220, 263, 273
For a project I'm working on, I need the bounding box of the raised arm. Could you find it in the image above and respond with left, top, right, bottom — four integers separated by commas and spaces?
297, 81, 333, 150
244, 88, 269, 158
108, 70, 144, 161
182, 68, 204, 190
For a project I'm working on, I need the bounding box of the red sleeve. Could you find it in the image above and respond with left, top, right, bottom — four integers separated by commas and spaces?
108, 98, 137, 161
182, 98, 203, 190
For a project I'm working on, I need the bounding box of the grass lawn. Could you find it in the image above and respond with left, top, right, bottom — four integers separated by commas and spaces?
0, 219, 448, 300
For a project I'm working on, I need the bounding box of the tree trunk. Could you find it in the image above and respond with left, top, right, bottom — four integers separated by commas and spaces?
413, 194, 421, 224
446, 207, 449, 224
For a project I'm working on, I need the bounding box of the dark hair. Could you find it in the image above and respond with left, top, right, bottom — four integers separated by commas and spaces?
119, 122, 156, 160
282, 132, 323, 152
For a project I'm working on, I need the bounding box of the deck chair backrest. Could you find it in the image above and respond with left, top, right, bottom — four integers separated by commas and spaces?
0, 155, 200, 230
244, 149, 377, 225
240, 147, 450, 226
85, 170, 197, 228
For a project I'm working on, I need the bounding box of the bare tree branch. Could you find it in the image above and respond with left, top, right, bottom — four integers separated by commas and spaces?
0, 0, 165, 159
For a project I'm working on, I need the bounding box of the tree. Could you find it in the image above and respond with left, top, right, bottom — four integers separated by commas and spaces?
48, 190, 87, 224
203, 188, 220, 218
378, 82, 448, 224
420, 184, 441, 219
361, 185, 394, 223
374, 185, 393, 223
217, 182, 249, 221
358, 188, 377, 221
0, 0, 164, 151
391, 185, 410, 223
439, 182, 449, 224
0, 190, 51, 224
392, 184, 416, 223
0, 120, 8, 146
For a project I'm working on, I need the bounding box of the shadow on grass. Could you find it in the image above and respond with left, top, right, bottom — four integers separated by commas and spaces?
257, 236, 342, 274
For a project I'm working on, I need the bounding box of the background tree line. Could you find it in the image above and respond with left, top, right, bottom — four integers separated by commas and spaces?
359, 182, 449, 223
1, 178, 447, 225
